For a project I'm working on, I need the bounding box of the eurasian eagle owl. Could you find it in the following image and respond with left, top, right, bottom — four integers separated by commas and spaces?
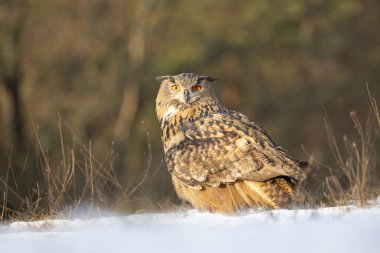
156, 73, 306, 213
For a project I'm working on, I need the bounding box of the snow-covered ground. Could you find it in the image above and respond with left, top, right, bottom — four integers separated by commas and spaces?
1, 202, 380, 253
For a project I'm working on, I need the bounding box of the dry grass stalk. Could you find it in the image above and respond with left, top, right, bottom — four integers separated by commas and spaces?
322, 86, 379, 205
0, 118, 152, 221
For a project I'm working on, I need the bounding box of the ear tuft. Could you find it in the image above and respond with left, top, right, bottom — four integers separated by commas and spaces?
155, 75, 170, 81
156, 75, 176, 83
198, 76, 217, 82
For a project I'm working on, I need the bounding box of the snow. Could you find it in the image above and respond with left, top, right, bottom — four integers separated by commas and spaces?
1, 204, 380, 253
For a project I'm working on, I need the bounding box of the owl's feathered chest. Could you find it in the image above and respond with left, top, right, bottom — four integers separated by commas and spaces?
158, 100, 225, 152
157, 97, 305, 190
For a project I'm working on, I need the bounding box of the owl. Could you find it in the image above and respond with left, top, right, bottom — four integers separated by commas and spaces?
156, 73, 306, 213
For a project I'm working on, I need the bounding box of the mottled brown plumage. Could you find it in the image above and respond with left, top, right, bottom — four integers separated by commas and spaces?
156, 73, 306, 213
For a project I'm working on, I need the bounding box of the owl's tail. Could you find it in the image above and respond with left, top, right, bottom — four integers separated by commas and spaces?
235, 177, 295, 209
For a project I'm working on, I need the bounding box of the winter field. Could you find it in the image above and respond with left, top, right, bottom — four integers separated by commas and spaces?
1, 199, 380, 253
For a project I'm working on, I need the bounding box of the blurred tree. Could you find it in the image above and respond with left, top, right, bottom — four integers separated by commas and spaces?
0, 0, 32, 213
0, 0, 28, 151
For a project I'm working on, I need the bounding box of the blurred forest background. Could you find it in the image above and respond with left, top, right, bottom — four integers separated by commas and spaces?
0, 0, 379, 217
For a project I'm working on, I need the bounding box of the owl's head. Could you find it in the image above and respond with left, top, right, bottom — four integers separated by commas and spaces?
156, 72, 217, 106
156, 73, 218, 124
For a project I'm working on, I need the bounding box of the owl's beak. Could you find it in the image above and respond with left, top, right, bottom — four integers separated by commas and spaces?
184, 90, 190, 103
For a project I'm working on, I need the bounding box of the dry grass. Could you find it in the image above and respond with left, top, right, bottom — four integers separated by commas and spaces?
0, 117, 151, 221
323, 112, 376, 205
300, 85, 380, 207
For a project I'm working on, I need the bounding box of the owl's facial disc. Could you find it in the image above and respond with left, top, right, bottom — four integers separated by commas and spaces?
156, 73, 218, 110
169, 84, 198, 104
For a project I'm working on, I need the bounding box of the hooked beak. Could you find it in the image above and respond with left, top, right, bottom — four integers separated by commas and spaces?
184, 90, 190, 103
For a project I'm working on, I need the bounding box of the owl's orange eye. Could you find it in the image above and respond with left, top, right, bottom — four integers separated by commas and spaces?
192, 84, 202, 91
171, 84, 181, 92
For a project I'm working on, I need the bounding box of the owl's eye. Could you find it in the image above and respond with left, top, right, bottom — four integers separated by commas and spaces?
171, 84, 181, 92
192, 84, 202, 92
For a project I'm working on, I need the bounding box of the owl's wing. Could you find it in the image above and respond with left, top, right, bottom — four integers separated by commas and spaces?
165, 111, 305, 188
